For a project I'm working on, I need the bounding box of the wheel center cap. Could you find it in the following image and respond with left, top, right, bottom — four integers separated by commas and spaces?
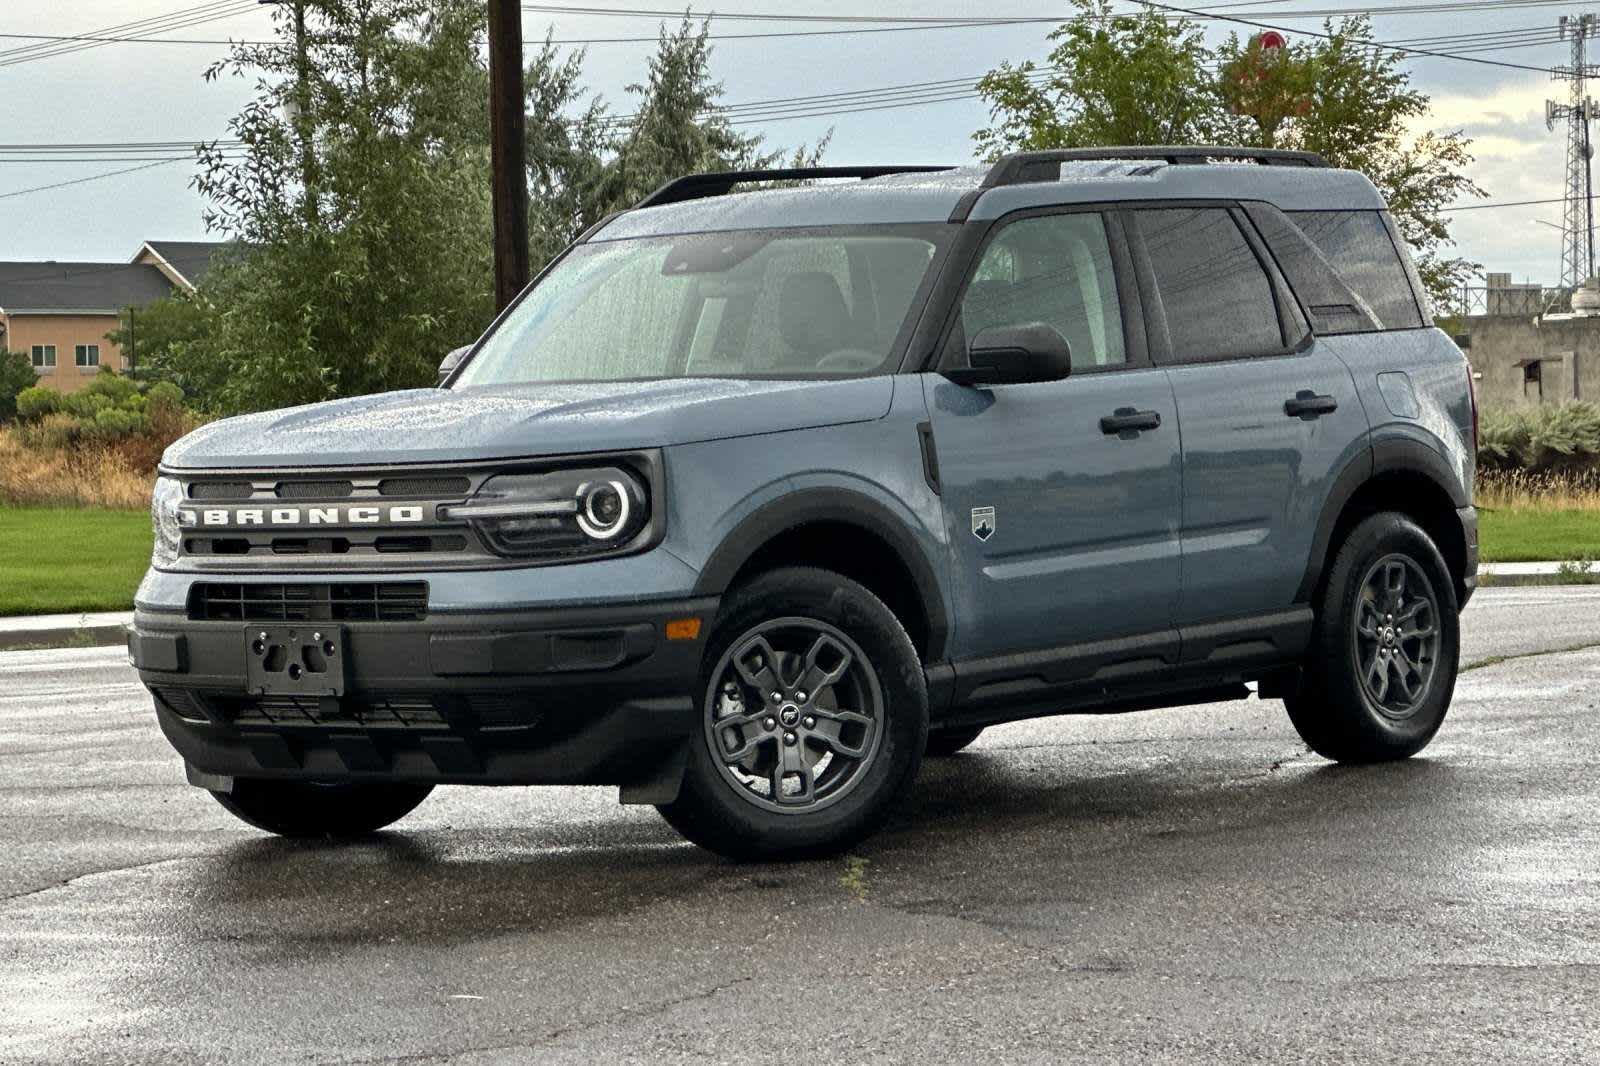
778, 704, 801, 727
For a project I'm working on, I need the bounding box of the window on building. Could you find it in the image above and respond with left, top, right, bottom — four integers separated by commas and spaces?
1134, 208, 1284, 362
1285, 210, 1425, 330
30, 344, 56, 369
75, 344, 100, 368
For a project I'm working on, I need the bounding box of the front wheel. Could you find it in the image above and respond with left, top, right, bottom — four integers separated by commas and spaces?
657, 567, 928, 860
1284, 512, 1460, 762
210, 779, 434, 838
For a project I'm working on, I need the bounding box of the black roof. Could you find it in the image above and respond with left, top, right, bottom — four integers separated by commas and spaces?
0, 261, 175, 313
139, 240, 234, 287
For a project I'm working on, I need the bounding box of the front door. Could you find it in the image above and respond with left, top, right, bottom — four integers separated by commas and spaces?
924, 209, 1182, 664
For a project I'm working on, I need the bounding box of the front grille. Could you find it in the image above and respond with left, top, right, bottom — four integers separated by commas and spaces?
190, 481, 254, 500
276, 479, 353, 499
178, 465, 487, 568
188, 582, 429, 622
379, 476, 471, 497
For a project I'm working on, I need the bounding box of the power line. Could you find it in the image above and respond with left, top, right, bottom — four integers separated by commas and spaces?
0, 0, 265, 69
0, 158, 190, 202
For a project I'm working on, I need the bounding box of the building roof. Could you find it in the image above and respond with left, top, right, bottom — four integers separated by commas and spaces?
131, 240, 235, 289
599, 158, 1386, 241
0, 261, 175, 314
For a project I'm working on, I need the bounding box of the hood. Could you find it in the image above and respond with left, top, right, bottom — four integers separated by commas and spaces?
162, 376, 896, 469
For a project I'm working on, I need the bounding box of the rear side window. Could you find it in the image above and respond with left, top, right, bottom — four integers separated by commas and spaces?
1134, 208, 1284, 362
1286, 210, 1423, 330
1244, 203, 1381, 335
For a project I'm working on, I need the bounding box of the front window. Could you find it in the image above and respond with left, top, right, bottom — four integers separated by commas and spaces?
454, 225, 949, 386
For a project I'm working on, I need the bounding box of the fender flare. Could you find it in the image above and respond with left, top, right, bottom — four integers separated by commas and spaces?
692, 487, 951, 663
1294, 437, 1469, 604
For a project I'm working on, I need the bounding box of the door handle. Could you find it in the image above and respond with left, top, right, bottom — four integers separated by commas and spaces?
1099, 408, 1162, 435
1284, 391, 1338, 419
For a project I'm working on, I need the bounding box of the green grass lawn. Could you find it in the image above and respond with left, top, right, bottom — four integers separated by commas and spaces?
1478, 508, 1600, 564
0, 507, 152, 616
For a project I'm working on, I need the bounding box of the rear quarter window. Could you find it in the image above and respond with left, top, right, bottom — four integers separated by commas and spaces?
1286, 210, 1424, 330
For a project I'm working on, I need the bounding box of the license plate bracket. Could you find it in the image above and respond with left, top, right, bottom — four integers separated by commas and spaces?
245, 625, 346, 697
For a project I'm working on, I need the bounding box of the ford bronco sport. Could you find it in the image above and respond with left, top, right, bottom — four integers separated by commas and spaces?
130, 147, 1478, 859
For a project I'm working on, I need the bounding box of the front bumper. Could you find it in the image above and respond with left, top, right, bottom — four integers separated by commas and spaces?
130, 595, 717, 798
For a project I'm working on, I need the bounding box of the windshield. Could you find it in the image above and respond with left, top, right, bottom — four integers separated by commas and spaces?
453, 225, 948, 386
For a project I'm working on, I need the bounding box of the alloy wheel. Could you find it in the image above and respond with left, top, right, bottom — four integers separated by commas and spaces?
1352, 553, 1441, 720
703, 617, 884, 814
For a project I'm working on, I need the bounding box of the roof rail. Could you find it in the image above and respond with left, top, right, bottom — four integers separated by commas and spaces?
980, 146, 1330, 190
635, 165, 957, 209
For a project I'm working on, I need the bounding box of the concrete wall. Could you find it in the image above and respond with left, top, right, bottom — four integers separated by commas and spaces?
1458, 314, 1600, 410
1, 312, 125, 394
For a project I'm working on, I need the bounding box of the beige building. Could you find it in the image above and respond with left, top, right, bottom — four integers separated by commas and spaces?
0, 241, 227, 393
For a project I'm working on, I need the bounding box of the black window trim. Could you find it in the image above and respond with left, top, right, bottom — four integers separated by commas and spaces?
1119, 199, 1312, 369
922, 202, 1151, 378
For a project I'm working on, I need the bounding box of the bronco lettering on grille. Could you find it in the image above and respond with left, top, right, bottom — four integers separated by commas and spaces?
177, 505, 430, 529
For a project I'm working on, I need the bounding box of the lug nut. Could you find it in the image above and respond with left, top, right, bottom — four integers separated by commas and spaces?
771, 691, 782, 702
795, 690, 807, 702
763, 717, 776, 730
783, 732, 797, 746
803, 715, 816, 729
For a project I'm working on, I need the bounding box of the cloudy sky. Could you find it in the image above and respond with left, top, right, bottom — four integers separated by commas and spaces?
0, 0, 1584, 287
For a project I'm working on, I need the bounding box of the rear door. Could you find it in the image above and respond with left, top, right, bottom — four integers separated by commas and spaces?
1124, 204, 1368, 634
925, 208, 1182, 663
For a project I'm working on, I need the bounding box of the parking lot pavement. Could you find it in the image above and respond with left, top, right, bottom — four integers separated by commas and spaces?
1, 586, 1597, 1064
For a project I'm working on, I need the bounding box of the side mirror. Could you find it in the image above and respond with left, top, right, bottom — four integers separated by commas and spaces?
943, 323, 1071, 387
437, 344, 470, 386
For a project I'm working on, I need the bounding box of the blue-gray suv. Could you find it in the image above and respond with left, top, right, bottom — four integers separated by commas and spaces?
130, 147, 1479, 859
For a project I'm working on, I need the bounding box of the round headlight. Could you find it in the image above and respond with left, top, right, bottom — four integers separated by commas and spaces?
150, 475, 184, 568
577, 480, 631, 540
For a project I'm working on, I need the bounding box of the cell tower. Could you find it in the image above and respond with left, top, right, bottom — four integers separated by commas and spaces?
1547, 14, 1600, 298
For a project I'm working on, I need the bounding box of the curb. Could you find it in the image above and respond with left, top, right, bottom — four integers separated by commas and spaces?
0, 613, 132, 653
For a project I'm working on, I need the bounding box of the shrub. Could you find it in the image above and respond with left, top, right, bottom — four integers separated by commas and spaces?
14, 385, 60, 421
0, 351, 36, 422
1478, 402, 1600, 473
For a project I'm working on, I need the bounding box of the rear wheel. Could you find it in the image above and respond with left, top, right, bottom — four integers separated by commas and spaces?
657, 567, 927, 860
925, 725, 984, 757
1285, 512, 1459, 762
210, 779, 433, 838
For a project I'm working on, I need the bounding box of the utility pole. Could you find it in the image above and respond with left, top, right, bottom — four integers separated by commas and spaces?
487, 0, 530, 311
1547, 13, 1600, 301
259, 0, 319, 226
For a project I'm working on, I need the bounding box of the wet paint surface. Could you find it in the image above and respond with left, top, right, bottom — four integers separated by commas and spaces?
3, 587, 1598, 1064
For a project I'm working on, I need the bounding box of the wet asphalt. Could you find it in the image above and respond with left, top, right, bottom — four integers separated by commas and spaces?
1, 586, 1598, 1064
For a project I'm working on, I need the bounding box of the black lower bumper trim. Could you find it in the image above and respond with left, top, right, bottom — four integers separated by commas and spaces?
133, 596, 716, 788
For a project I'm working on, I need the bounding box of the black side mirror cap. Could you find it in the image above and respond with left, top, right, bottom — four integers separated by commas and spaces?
943, 323, 1072, 387
437, 344, 470, 386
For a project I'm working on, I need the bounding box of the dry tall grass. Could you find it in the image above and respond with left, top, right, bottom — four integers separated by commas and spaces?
1476, 468, 1600, 511
0, 428, 152, 510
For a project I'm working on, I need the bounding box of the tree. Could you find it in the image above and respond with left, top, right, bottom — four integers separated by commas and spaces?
974, 0, 1223, 157
105, 295, 220, 400
976, 5, 1482, 310
180, 8, 827, 415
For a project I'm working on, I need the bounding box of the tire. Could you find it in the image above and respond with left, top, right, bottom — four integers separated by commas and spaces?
1284, 511, 1460, 763
657, 566, 928, 860
210, 779, 433, 838
925, 725, 984, 757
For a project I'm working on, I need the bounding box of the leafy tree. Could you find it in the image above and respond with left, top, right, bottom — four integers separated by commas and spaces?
976, 5, 1481, 311
106, 295, 219, 399
974, 0, 1223, 156
179, 8, 826, 415
0, 352, 36, 422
